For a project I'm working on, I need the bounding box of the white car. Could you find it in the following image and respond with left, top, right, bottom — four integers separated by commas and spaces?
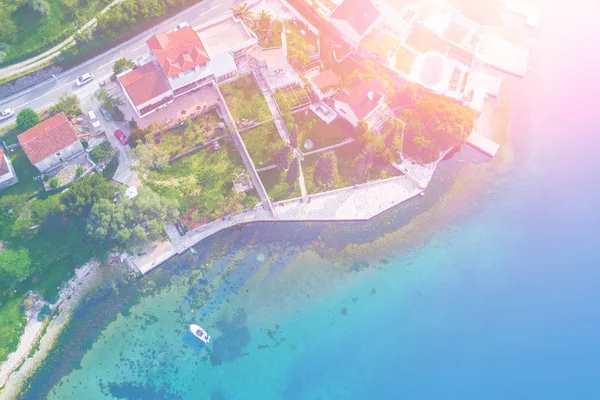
175, 22, 189, 31
76, 73, 94, 86
0, 108, 15, 120
88, 110, 101, 128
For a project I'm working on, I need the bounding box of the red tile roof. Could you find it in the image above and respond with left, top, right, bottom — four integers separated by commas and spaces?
330, 0, 381, 37
147, 27, 210, 78
17, 113, 79, 164
334, 78, 386, 119
0, 149, 10, 177
311, 69, 340, 89
118, 62, 172, 107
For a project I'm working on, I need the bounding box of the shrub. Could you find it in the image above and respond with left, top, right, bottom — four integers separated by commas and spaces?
16, 108, 40, 131
48, 178, 59, 188
76, 166, 84, 176
82, 140, 89, 149
29, 0, 50, 17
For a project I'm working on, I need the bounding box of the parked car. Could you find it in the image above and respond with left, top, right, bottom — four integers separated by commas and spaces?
87, 110, 101, 128
0, 108, 15, 120
114, 129, 128, 145
207, 141, 220, 153
175, 22, 189, 30
99, 106, 113, 121
76, 73, 94, 86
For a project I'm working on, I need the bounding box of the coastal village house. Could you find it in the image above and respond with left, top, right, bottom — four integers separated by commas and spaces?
328, 0, 382, 47
308, 69, 341, 100
118, 15, 258, 118
333, 78, 386, 128
17, 112, 85, 174
0, 148, 18, 190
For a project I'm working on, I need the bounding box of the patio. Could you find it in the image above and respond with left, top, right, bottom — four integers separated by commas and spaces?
122, 85, 222, 129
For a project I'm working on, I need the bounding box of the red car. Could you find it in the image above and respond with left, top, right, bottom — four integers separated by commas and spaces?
114, 129, 128, 145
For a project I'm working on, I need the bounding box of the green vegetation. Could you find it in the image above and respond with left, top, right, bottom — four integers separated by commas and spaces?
87, 187, 179, 250
402, 92, 476, 163
293, 111, 352, 151
89, 141, 117, 163
144, 138, 250, 228
16, 108, 40, 131
0, 124, 21, 146
1, 148, 44, 197
251, 11, 283, 48
231, 2, 254, 27
274, 85, 311, 113
241, 122, 287, 168
155, 109, 228, 158
312, 151, 338, 190
259, 165, 301, 202
95, 88, 124, 121
221, 76, 271, 123
48, 93, 80, 117
302, 141, 398, 194
112, 57, 135, 77
285, 19, 318, 67
360, 28, 400, 58
0, 0, 101, 65
48, 177, 59, 188
394, 47, 417, 74
37, 304, 51, 321
0, 294, 27, 362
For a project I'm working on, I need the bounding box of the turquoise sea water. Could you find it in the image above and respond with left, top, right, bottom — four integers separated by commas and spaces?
18, 1, 600, 399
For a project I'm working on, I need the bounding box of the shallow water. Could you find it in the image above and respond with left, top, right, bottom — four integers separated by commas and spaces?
18, 1, 600, 399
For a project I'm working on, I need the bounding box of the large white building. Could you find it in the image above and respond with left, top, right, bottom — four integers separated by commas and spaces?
118, 15, 258, 118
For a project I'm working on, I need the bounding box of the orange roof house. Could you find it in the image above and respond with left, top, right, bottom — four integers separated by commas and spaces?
147, 27, 210, 78
17, 113, 84, 173
117, 62, 172, 107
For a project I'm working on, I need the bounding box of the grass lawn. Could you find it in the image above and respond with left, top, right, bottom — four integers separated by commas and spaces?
241, 122, 287, 168
360, 29, 401, 58
259, 166, 301, 202
157, 109, 227, 158
405, 24, 448, 54
302, 141, 398, 194
394, 46, 417, 74
0, 294, 27, 363
220, 76, 272, 124
274, 85, 311, 113
144, 138, 252, 227
1, 148, 44, 197
294, 110, 354, 151
1, 0, 101, 65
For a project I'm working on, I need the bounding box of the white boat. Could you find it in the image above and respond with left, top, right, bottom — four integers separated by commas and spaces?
190, 324, 210, 343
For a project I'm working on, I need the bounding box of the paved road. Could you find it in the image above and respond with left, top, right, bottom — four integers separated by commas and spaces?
0, 0, 235, 130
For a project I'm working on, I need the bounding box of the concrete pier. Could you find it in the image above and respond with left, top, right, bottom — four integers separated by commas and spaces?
466, 131, 500, 158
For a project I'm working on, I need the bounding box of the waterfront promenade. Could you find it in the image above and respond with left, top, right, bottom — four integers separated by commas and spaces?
132, 175, 423, 274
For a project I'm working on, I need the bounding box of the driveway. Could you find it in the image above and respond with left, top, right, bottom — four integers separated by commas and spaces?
81, 91, 137, 186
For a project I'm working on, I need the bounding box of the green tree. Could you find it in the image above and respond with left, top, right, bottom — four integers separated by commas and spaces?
0, 18, 17, 42
133, 143, 169, 176
87, 187, 179, 248
273, 146, 293, 169
231, 3, 255, 27
61, 173, 115, 216
48, 178, 59, 188
73, 27, 94, 46
112, 57, 136, 77
95, 89, 125, 121
48, 93, 80, 117
197, 167, 221, 190
286, 158, 299, 186
313, 151, 338, 190
29, 0, 50, 17
16, 108, 40, 131
0, 249, 33, 291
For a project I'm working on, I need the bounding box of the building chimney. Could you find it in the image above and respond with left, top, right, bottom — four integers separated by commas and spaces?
367, 91, 374, 100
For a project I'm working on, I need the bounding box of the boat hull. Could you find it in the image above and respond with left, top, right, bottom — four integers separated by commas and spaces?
190, 324, 211, 343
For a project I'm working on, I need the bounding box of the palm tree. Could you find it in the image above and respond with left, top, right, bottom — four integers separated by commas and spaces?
231, 3, 254, 27
257, 9, 271, 31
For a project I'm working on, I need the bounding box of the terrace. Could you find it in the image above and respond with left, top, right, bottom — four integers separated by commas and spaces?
360, 28, 401, 58
274, 84, 312, 113
294, 110, 354, 151
301, 141, 398, 194
155, 108, 228, 158
241, 122, 288, 168
393, 46, 417, 74
220, 75, 272, 125
144, 138, 256, 229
